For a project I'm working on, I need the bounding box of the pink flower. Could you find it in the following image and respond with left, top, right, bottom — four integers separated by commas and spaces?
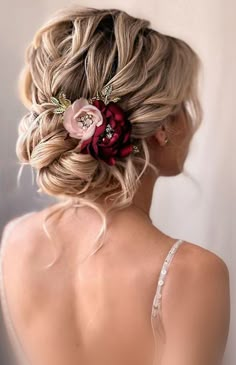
63, 98, 103, 140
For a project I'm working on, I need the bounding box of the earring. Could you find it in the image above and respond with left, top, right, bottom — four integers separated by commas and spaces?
158, 124, 169, 146
162, 137, 169, 146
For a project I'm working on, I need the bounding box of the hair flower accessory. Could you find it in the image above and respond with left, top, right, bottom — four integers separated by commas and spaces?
51, 85, 138, 166
62, 97, 103, 141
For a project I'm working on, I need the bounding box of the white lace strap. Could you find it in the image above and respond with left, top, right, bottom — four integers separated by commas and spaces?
150, 239, 184, 365
152, 239, 183, 318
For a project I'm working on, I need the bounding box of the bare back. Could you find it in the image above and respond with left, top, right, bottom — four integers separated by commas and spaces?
0, 204, 230, 365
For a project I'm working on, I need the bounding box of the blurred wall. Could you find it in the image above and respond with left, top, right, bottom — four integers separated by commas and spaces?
0, 0, 235, 363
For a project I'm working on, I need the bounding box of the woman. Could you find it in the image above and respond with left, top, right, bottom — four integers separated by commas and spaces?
0, 5, 230, 365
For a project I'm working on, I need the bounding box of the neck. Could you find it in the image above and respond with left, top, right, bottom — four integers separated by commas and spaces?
132, 167, 159, 217
80, 167, 159, 218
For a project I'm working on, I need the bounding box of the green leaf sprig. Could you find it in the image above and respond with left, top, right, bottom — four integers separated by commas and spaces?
50, 92, 72, 115
90, 84, 121, 105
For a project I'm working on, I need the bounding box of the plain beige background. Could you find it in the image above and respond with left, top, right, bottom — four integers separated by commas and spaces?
0, 0, 235, 364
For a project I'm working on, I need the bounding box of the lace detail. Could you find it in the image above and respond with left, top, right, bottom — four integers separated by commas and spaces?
152, 239, 183, 318
150, 239, 183, 365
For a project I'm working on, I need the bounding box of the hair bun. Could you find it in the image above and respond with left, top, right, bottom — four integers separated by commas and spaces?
16, 6, 201, 206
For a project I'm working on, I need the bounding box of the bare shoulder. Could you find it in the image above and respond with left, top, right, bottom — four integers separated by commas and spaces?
179, 240, 229, 293
160, 240, 230, 365
1, 211, 38, 250
1, 203, 62, 257
1, 211, 44, 285
168, 240, 230, 315
0, 208, 58, 321
177, 240, 229, 278
1, 204, 67, 282
1, 209, 46, 253
0, 206, 60, 284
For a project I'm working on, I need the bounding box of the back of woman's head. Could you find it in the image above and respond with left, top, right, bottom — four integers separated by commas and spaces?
16, 5, 202, 221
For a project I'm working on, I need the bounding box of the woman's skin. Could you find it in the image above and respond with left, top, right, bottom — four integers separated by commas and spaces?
2, 105, 230, 365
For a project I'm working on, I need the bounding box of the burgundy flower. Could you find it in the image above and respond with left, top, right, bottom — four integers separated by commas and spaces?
80, 99, 133, 166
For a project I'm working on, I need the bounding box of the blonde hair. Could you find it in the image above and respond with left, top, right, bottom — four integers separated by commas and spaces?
16, 5, 202, 264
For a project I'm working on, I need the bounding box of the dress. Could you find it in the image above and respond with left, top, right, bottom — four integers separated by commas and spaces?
0, 212, 183, 365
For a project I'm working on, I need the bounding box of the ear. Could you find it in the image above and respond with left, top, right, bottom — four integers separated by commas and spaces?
154, 125, 168, 146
